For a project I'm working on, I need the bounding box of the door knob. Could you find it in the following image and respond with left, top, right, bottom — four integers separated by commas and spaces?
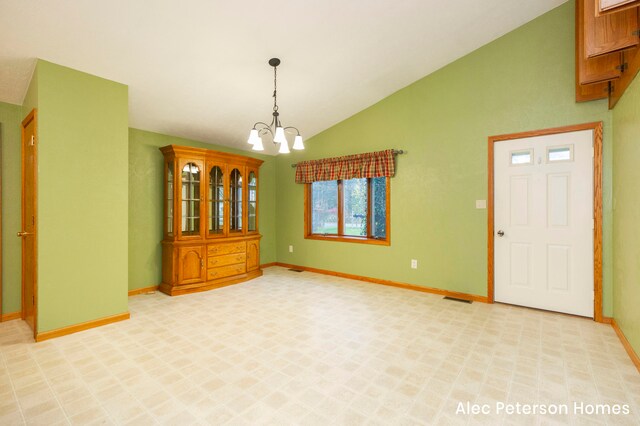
497, 230, 505, 237
17, 231, 33, 237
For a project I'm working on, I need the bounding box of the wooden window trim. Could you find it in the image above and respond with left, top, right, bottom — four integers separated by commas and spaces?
304, 178, 390, 246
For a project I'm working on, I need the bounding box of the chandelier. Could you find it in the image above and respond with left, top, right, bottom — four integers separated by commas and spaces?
247, 58, 304, 153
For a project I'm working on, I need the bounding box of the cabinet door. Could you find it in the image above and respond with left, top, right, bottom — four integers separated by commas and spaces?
247, 239, 260, 272
177, 245, 205, 284
597, 0, 640, 15
164, 159, 176, 239
179, 159, 205, 239
577, 0, 623, 86
207, 163, 227, 238
228, 165, 245, 235
247, 168, 258, 233
609, 45, 640, 107
584, 0, 639, 58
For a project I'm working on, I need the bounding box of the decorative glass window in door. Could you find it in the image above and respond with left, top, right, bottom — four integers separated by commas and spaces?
209, 166, 224, 234
167, 162, 174, 236
181, 163, 201, 236
248, 172, 257, 232
230, 168, 243, 232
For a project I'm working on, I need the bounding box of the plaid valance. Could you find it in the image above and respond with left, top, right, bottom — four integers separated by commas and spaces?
295, 149, 396, 183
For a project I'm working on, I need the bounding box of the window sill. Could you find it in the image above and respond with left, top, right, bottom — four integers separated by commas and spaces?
305, 234, 390, 246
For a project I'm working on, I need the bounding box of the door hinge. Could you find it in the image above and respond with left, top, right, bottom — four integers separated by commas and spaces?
32, 216, 35, 225
592, 218, 595, 230
30, 136, 35, 146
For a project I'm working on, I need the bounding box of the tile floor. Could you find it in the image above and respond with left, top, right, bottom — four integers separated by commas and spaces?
0, 266, 639, 425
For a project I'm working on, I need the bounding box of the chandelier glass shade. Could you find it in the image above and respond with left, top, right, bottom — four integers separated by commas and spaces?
248, 58, 304, 153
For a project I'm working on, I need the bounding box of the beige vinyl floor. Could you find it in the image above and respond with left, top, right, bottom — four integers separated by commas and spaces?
0, 266, 639, 425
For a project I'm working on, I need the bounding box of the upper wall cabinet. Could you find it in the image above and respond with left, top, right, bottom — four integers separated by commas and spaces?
597, 0, 640, 15
160, 145, 264, 296
576, 0, 640, 107
586, 0, 639, 57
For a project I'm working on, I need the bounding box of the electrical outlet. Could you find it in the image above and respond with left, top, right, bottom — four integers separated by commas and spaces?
288, 245, 293, 253
411, 259, 418, 269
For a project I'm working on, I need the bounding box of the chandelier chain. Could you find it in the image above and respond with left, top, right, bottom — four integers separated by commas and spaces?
273, 65, 278, 112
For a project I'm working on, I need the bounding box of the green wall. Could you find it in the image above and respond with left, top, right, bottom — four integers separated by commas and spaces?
0, 101, 23, 314
612, 73, 640, 354
128, 128, 277, 291
275, 1, 614, 315
33, 60, 129, 332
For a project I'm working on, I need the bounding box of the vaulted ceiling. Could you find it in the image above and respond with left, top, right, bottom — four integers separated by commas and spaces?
0, 0, 567, 154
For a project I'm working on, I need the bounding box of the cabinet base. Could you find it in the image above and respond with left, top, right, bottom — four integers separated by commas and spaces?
159, 269, 263, 296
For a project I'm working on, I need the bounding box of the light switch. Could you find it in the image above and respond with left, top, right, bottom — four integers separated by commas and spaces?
475, 200, 487, 209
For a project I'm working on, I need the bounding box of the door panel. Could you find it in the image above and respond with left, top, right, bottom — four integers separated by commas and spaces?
177, 246, 205, 284
21, 110, 37, 335
548, 174, 570, 227
246, 239, 259, 272
494, 130, 594, 317
509, 176, 530, 225
547, 245, 571, 292
509, 243, 532, 288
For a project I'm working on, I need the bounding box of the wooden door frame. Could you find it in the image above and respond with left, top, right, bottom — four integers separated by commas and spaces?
487, 122, 604, 322
21, 109, 38, 337
0, 123, 3, 321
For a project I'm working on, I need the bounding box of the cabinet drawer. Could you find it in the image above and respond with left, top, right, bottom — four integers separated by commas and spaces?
207, 263, 246, 280
208, 242, 246, 256
207, 253, 246, 268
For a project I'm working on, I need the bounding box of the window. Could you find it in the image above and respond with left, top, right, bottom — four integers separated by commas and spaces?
510, 149, 533, 165
547, 145, 573, 162
305, 177, 390, 245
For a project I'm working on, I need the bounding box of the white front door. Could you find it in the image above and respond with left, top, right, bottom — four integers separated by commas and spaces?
494, 130, 594, 317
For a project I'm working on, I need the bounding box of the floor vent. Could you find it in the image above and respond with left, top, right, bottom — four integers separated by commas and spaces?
443, 296, 472, 304
288, 269, 304, 273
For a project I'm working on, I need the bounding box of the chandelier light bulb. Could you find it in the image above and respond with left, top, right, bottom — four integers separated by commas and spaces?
278, 139, 290, 154
293, 135, 304, 150
273, 127, 286, 144
247, 129, 259, 145
252, 136, 264, 151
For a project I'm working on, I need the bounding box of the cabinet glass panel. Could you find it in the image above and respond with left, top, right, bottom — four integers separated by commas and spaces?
209, 166, 224, 234
248, 171, 257, 232
181, 162, 201, 236
230, 168, 243, 232
167, 162, 174, 236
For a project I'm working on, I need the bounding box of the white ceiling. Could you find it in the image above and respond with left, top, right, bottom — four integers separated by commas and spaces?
0, 0, 567, 155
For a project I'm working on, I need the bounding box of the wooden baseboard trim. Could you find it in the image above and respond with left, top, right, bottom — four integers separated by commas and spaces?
601, 316, 613, 324
611, 319, 640, 373
1, 311, 21, 322
128, 285, 159, 296
35, 312, 130, 342
260, 262, 278, 268
274, 263, 489, 303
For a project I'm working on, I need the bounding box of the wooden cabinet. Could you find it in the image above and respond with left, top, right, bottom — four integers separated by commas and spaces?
576, 0, 640, 106
159, 145, 264, 296
597, 0, 640, 16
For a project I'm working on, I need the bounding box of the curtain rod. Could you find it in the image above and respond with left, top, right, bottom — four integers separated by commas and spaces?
290, 149, 405, 168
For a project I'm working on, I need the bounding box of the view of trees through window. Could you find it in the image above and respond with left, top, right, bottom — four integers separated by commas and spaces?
310, 177, 387, 240
311, 181, 338, 234
343, 178, 367, 236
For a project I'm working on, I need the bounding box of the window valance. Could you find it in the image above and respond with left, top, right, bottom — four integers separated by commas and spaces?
295, 149, 396, 184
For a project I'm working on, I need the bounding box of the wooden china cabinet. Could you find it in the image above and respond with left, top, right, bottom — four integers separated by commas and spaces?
159, 145, 263, 296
